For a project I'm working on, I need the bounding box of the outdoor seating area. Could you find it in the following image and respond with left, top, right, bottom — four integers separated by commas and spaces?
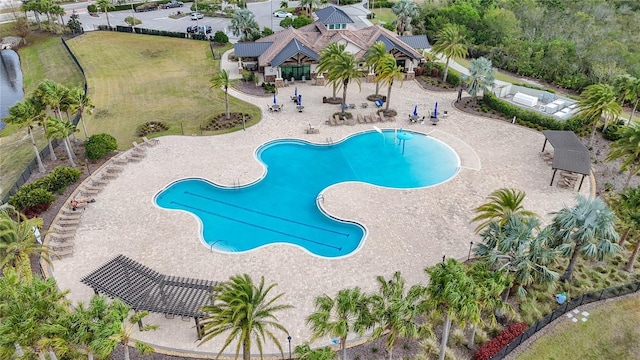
268, 104, 283, 112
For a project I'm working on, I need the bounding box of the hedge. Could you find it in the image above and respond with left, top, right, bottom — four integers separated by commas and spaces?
9, 188, 55, 216
482, 93, 565, 131
85, 133, 118, 160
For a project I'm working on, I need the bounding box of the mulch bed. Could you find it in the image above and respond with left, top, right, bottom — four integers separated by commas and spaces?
233, 81, 273, 97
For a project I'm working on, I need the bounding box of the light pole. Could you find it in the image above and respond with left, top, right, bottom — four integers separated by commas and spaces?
195, 0, 199, 29
287, 335, 292, 360
467, 241, 474, 261
270, 0, 273, 30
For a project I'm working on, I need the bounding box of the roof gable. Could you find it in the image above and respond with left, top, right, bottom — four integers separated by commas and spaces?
315, 6, 354, 25
271, 38, 319, 67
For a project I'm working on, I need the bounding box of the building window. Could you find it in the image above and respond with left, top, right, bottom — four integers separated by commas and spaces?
328, 24, 334, 30
341, 24, 347, 29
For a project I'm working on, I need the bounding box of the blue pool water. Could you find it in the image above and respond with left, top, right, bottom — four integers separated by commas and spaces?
155, 130, 459, 257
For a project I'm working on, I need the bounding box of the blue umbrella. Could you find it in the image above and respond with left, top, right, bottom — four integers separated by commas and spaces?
298, 94, 302, 106
434, 102, 438, 118
273, 94, 277, 104
294, 87, 298, 97
413, 105, 418, 116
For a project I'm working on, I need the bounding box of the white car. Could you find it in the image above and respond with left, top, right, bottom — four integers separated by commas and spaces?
190, 12, 204, 20
273, 11, 293, 18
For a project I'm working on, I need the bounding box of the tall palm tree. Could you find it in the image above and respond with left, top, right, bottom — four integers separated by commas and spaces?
430, 24, 468, 84
35, 80, 70, 161
364, 41, 388, 97
424, 259, 479, 360
66, 87, 94, 139
613, 75, 640, 125
5, 98, 46, 173
0, 211, 55, 283
471, 188, 536, 233
577, 83, 622, 147
316, 43, 346, 99
307, 287, 373, 360
21, 0, 42, 30
605, 121, 640, 188
465, 57, 495, 105
45, 117, 77, 167
210, 70, 236, 120
376, 54, 404, 112
199, 274, 292, 360
299, 0, 320, 15
229, 9, 260, 42
391, 0, 418, 35
549, 195, 621, 282
98, 308, 156, 360
370, 271, 425, 360
96, 0, 114, 28
609, 186, 640, 246
475, 215, 559, 299
327, 51, 361, 115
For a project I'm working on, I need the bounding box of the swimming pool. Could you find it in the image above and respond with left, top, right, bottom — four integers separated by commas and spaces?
154, 130, 460, 257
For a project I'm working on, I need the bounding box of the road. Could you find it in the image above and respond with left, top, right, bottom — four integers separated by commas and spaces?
1, 1, 372, 41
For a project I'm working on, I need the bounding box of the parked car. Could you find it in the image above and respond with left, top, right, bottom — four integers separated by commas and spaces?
190, 12, 204, 20
186, 25, 199, 33
273, 10, 293, 18
163, 1, 183, 8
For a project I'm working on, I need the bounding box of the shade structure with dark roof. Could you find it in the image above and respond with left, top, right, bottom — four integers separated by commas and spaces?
81, 254, 218, 338
315, 6, 354, 25
541, 130, 591, 190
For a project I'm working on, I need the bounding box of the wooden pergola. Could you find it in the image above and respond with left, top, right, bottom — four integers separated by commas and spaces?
81, 254, 218, 339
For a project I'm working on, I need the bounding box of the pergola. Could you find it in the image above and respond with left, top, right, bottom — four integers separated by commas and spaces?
81, 254, 217, 339
541, 130, 590, 191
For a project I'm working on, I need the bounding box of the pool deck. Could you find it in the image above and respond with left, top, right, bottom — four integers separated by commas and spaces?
48, 79, 590, 357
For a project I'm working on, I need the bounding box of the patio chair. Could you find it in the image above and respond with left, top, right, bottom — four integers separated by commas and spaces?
361, 102, 368, 109
334, 114, 342, 125
349, 104, 356, 109
142, 136, 159, 146
328, 116, 336, 126
357, 113, 365, 124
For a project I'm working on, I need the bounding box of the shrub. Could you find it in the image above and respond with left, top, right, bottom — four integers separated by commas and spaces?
603, 124, 623, 141
279, 17, 293, 28
9, 187, 55, 213
85, 133, 118, 160
382, 22, 395, 32
43, 166, 82, 194
87, 4, 98, 13
212, 30, 229, 43
473, 322, 528, 360
261, 27, 273, 36
124, 16, 142, 26
135, 121, 169, 137
293, 16, 312, 28
482, 93, 564, 131
262, 82, 276, 94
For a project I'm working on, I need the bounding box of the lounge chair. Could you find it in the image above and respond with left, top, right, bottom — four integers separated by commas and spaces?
132, 141, 146, 152
79, 187, 100, 196
50, 241, 74, 251
142, 136, 159, 146
49, 232, 75, 241
357, 113, 365, 124
129, 150, 146, 159
57, 219, 81, 227
90, 177, 108, 187
51, 224, 76, 234
334, 115, 342, 125
100, 171, 118, 180
52, 247, 74, 258
58, 213, 82, 221
112, 156, 128, 165
106, 165, 124, 173
328, 116, 337, 126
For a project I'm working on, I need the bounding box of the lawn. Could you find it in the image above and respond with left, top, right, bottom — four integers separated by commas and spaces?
518, 295, 640, 360
0, 33, 84, 198
66, 32, 260, 150
370, 8, 395, 26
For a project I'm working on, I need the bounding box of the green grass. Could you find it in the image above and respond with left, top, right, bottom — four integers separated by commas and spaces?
66, 32, 260, 150
518, 295, 640, 360
370, 8, 396, 26
0, 33, 84, 198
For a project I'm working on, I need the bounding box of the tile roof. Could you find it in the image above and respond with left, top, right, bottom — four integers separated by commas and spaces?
315, 6, 354, 25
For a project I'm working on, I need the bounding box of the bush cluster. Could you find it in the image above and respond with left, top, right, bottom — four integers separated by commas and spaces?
602, 124, 624, 141
212, 30, 229, 43
262, 82, 276, 94
9, 166, 81, 215
85, 133, 118, 160
473, 322, 528, 360
482, 93, 565, 131
87, 4, 97, 13
419, 61, 461, 87
135, 122, 169, 137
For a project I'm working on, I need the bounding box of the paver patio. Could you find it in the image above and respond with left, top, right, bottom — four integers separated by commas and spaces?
48, 79, 589, 357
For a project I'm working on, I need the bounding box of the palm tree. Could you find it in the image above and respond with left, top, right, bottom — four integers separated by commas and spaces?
613, 75, 640, 125
605, 121, 640, 188
0, 268, 71, 360
326, 51, 361, 115
430, 24, 467, 84
606, 186, 640, 271
66, 87, 94, 139
35, 80, 70, 161
577, 84, 622, 147
465, 57, 495, 105
68, 296, 129, 360
471, 188, 536, 233
21, 0, 42, 30
229, 9, 260, 42
279, 1, 288, 9
376, 54, 404, 112
475, 215, 559, 299
294, 343, 336, 360
96, 0, 114, 28
101, 309, 156, 360
424, 259, 479, 360
370, 271, 425, 360
0, 211, 55, 283
45, 117, 77, 167
465, 261, 510, 349
316, 43, 347, 99
391, 0, 418, 35
199, 274, 292, 360
211, 70, 236, 120
364, 41, 388, 97
299, 0, 320, 15
549, 195, 621, 282
307, 287, 373, 360
5, 98, 46, 173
